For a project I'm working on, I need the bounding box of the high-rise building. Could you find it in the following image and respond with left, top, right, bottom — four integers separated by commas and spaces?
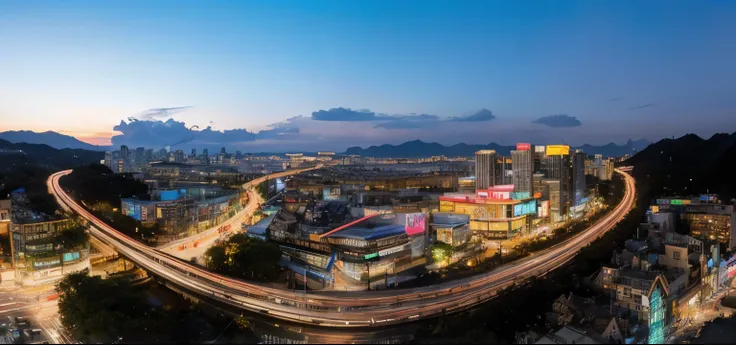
104, 151, 113, 171
120, 145, 130, 172
599, 158, 614, 180
220, 147, 226, 155
497, 156, 513, 185
145, 149, 154, 162
534, 145, 546, 174
543, 179, 562, 222
475, 150, 498, 190
544, 145, 572, 217
511, 143, 534, 194
594, 154, 603, 168
202, 148, 209, 165
191, 148, 197, 157
174, 149, 185, 162
572, 150, 586, 206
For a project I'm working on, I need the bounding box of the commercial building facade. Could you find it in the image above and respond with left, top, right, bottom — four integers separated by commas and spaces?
572, 150, 586, 206
475, 150, 498, 190
511, 143, 534, 195
10, 218, 90, 286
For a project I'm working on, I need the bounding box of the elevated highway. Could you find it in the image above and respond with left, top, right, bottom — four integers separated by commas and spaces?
49, 168, 635, 327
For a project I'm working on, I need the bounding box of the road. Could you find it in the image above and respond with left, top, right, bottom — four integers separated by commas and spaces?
0, 291, 72, 344
158, 165, 318, 259
49, 168, 635, 328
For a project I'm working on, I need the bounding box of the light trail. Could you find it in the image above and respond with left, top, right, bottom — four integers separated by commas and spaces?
49, 168, 635, 327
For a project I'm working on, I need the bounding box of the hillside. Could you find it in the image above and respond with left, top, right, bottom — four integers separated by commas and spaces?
0, 130, 110, 151
624, 132, 736, 201
344, 139, 650, 158
0, 138, 104, 173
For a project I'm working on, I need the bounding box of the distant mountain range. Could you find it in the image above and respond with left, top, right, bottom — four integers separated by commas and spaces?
0, 138, 104, 172
0, 130, 111, 151
344, 139, 650, 158
625, 132, 736, 201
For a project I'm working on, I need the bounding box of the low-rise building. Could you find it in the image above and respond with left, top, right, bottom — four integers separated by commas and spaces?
7, 190, 90, 286
438, 185, 539, 239
430, 213, 471, 247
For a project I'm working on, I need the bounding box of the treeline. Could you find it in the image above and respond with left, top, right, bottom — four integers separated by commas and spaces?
204, 233, 282, 282
60, 164, 149, 208
60, 164, 158, 243
57, 272, 222, 343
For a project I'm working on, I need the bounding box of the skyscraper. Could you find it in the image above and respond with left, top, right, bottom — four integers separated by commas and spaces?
104, 151, 113, 171
120, 145, 130, 172
135, 147, 145, 167
544, 145, 572, 218
202, 148, 209, 165
572, 150, 586, 206
534, 145, 546, 174
120, 145, 129, 162
475, 150, 497, 190
498, 156, 513, 185
511, 143, 534, 194
191, 148, 197, 157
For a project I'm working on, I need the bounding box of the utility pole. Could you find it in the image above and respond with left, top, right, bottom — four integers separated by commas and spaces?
366, 263, 371, 291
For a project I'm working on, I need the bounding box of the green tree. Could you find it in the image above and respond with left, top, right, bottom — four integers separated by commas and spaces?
431, 242, 453, 264
55, 225, 89, 251
57, 272, 163, 343
204, 245, 228, 272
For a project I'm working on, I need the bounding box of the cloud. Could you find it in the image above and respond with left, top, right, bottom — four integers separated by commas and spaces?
532, 114, 582, 128
111, 117, 301, 148
448, 109, 495, 122
311, 107, 379, 121
629, 103, 654, 110
132, 106, 194, 121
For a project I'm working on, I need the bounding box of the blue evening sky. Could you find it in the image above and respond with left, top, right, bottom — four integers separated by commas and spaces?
0, 0, 734, 150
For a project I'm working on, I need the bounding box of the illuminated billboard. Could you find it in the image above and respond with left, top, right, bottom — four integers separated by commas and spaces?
538, 200, 550, 218
405, 213, 426, 236
545, 145, 570, 156
510, 192, 531, 200
516, 143, 531, 151
160, 190, 179, 201
322, 187, 341, 201
514, 200, 536, 217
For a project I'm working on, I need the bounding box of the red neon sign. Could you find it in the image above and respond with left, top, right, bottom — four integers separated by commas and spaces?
516, 143, 531, 151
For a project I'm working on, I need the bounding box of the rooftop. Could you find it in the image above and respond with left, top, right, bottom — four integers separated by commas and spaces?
327, 224, 406, 241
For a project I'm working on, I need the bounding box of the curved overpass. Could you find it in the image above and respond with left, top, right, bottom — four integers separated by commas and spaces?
49, 168, 635, 327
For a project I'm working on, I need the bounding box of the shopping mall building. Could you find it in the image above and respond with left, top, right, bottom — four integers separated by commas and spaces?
438, 184, 546, 239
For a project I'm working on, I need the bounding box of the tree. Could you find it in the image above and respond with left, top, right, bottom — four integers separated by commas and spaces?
204, 245, 227, 272
55, 225, 89, 251
57, 272, 162, 343
203, 236, 282, 282
431, 242, 453, 264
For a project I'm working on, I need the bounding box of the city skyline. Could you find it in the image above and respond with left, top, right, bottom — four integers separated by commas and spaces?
2, 1, 736, 151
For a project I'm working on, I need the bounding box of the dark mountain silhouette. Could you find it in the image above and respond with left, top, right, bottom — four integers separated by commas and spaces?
624, 132, 736, 202
0, 138, 104, 172
0, 130, 111, 151
344, 139, 650, 158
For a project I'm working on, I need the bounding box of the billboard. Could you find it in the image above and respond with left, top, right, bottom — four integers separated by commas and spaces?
405, 213, 426, 236
516, 143, 531, 151
160, 190, 179, 201
510, 192, 531, 200
514, 200, 537, 217
546, 145, 570, 156
322, 187, 341, 200
538, 200, 550, 218
63, 252, 80, 262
